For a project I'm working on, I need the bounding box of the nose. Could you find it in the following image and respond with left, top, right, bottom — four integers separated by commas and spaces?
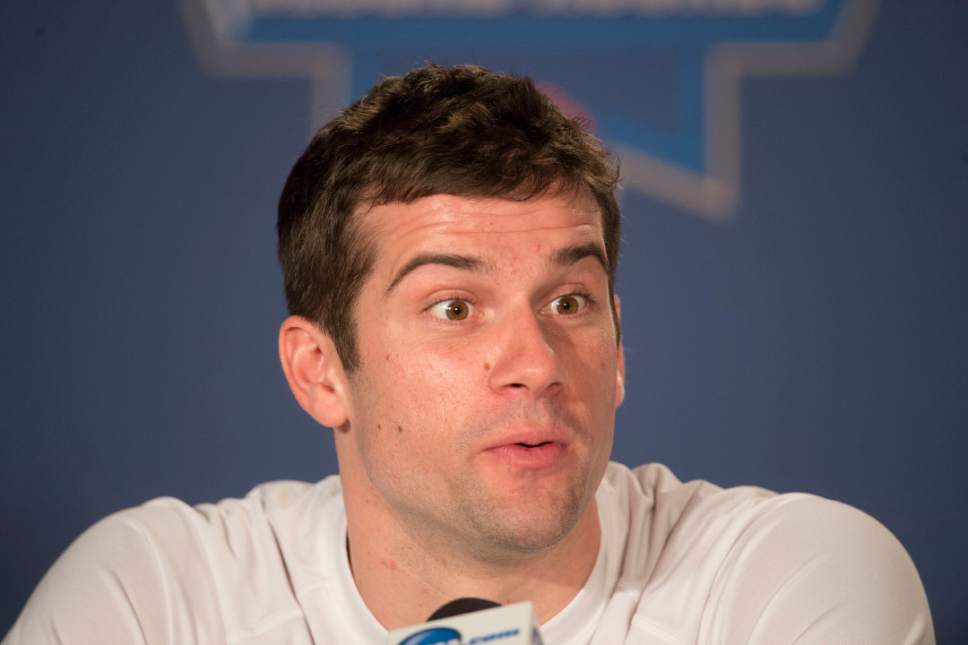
487, 307, 563, 397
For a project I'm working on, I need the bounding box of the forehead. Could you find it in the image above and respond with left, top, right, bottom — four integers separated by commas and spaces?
359, 192, 604, 263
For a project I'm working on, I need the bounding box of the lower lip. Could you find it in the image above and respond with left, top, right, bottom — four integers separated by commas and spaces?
484, 442, 566, 469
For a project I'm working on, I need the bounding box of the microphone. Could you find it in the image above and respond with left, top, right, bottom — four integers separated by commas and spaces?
427, 597, 500, 621
386, 598, 544, 645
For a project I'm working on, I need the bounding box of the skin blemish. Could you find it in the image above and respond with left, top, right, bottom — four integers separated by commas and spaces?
397, 425, 404, 434
377, 423, 382, 431
483, 362, 492, 371
380, 558, 397, 571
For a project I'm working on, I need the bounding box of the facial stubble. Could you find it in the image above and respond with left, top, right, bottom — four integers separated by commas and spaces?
450, 460, 596, 562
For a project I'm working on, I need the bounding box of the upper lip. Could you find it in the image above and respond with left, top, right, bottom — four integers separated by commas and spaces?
482, 427, 571, 451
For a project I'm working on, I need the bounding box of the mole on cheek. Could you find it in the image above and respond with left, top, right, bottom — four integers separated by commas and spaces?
483, 362, 492, 371
397, 425, 404, 434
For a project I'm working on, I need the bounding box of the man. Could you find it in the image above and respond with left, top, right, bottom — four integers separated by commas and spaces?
5, 64, 933, 644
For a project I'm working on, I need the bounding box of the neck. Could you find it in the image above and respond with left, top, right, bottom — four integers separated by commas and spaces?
342, 479, 601, 631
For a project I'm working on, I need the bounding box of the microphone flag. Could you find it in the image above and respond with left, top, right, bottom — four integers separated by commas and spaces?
387, 600, 542, 645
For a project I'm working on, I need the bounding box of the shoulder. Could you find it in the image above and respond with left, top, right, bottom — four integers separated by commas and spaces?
598, 462, 773, 547
600, 463, 934, 644
88, 478, 326, 584
701, 492, 934, 644
5, 477, 342, 645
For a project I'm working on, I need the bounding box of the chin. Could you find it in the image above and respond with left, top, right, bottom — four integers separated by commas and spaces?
460, 488, 587, 558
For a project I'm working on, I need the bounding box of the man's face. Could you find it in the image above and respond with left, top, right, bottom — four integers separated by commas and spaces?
338, 192, 624, 561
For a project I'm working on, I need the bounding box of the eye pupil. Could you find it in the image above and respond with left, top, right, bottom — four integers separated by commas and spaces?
446, 301, 468, 320
556, 295, 579, 314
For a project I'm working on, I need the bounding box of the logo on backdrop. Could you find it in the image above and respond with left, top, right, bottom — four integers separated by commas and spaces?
181, 0, 877, 219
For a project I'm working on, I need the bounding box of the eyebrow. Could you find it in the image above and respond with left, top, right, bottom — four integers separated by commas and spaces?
385, 241, 610, 294
552, 242, 610, 274
386, 254, 487, 293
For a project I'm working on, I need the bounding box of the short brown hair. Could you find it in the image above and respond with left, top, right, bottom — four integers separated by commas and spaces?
277, 64, 620, 372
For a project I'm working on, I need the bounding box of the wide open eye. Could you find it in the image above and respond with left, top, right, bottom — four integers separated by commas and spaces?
428, 298, 473, 321
546, 293, 590, 316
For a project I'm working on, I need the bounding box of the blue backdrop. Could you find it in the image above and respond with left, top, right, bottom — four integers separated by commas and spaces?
1, 0, 966, 640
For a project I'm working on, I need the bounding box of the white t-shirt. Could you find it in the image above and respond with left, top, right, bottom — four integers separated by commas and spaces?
3, 462, 934, 644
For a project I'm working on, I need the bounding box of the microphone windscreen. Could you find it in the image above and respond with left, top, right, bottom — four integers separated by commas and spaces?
427, 597, 501, 621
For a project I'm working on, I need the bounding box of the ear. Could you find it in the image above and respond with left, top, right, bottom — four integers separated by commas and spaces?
278, 315, 351, 430
613, 294, 626, 407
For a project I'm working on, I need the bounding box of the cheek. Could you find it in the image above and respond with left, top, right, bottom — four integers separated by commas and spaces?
566, 330, 617, 379
360, 344, 480, 438
397, 332, 484, 384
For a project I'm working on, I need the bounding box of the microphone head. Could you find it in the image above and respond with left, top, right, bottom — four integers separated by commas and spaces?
426, 597, 501, 621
